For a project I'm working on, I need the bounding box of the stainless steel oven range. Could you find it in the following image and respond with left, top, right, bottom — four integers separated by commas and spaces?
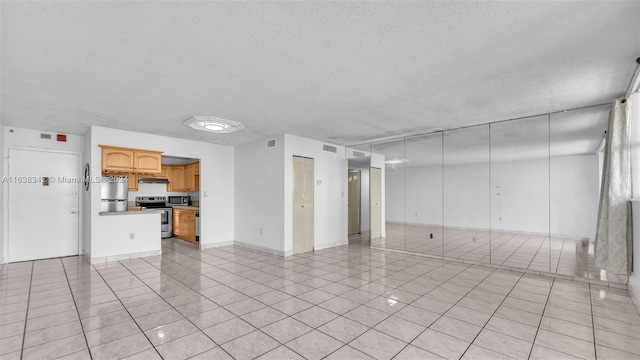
135, 196, 172, 238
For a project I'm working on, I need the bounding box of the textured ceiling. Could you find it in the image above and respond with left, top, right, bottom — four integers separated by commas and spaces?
1, 1, 639, 146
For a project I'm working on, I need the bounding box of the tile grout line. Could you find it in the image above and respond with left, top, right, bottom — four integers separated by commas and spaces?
526, 277, 555, 360
318, 258, 477, 358
60, 258, 94, 360
151, 243, 388, 359
457, 271, 527, 359
135, 255, 277, 360
18, 261, 34, 360
347, 263, 495, 360
159, 242, 458, 358
90, 262, 165, 360
588, 283, 598, 360
527, 282, 603, 359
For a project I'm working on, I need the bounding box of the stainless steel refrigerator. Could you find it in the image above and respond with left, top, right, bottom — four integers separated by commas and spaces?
101, 177, 128, 212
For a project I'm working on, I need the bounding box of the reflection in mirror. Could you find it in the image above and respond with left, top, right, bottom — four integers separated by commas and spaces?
550, 106, 622, 282
345, 145, 372, 245
371, 139, 405, 251
443, 125, 490, 263
404, 133, 444, 257
490, 116, 549, 272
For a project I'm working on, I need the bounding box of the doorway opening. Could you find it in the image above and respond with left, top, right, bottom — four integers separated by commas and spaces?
292, 156, 314, 255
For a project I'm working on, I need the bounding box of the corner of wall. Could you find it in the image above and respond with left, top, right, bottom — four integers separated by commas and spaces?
0, 121, 4, 263
82, 126, 93, 259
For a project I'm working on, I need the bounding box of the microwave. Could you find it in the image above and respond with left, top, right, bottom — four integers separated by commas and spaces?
168, 196, 190, 206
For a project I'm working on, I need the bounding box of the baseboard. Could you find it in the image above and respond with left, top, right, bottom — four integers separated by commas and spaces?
629, 282, 640, 317
315, 240, 348, 251
234, 241, 289, 257
89, 249, 162, 265
200, 241, 234, 250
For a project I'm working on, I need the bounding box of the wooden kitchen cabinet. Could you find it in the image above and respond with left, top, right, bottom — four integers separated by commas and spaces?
99, 145, 163, 174
140, 165, 169, 179
134, 151, 162, 173
173, 208, 196, 243
184, 164, 196, 191
169, 166, 185, 192
165, 162, 199, 192
101, 147, 134, 172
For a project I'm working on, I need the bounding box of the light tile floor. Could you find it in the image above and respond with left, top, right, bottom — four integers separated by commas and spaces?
1, 238, 639, 359
369, 223, 628, 284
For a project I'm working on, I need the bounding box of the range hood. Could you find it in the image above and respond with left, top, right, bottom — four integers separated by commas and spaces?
138, 177, 169, 184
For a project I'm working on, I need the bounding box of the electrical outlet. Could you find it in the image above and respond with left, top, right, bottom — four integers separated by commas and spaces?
259, 227, 263, 235
129, 233, 135, 240
499, 217, 502, 221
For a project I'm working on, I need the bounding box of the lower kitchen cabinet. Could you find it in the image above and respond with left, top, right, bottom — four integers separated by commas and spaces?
173, 208, 196, 243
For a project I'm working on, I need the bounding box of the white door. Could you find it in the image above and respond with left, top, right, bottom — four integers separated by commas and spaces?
8, 149, 80, 262
371, 167, 381, 239
293, 156, 314, 255
348, 170, 361, 235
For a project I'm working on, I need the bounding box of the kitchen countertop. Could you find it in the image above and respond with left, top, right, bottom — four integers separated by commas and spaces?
172, 206, 200, 210
99, 209, 165, 216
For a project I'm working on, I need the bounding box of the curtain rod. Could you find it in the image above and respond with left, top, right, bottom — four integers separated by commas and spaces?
348, 102, 611, 147
624, 57, 640, 100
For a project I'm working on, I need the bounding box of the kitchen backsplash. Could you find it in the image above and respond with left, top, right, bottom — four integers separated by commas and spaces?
128, 182, 199, 202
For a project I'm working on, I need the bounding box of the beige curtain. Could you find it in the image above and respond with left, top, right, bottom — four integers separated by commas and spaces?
595, 98, 632, 275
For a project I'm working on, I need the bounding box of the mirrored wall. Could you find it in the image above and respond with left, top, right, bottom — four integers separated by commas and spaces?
346, 105, 626, 283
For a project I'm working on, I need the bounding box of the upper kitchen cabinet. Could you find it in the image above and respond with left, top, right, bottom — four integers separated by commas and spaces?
99, 145, 163, 174
165, 162, 199, 192
134, 151, 163, 173
169, 165, 185, 192
100, 146, 134, 172
184, 163, 196, 191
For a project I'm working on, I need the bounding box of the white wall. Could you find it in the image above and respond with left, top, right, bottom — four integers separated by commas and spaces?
385, 155, 598, 239
284, 134, 348, 252
371, 153, 386, 237
348, 163, 370, 232
0, 119, 3, 263
234, 135, 285, 252
403, 164, 443, 226
83, 127, 92, 259
445, 163, 492, 229
550, 155, 599, 239
628, 93, 640, 298
2, 127, 85, 263
491, 159, 548, 233
88, 126, 234, 259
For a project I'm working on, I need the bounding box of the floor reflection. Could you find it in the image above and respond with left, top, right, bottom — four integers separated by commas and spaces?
370, 223, 627, 284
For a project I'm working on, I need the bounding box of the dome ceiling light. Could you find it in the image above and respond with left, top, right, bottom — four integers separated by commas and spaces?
184, 116, 244, 134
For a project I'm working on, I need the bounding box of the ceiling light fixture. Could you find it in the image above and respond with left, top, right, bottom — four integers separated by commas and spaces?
184, 116, 244, 134
385, 159, 409, 165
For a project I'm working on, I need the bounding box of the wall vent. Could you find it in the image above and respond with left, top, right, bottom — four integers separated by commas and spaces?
353, 151, 365, 157
323, 144, 337, 153
266, 139, 276, 149
40, 133, 52, 140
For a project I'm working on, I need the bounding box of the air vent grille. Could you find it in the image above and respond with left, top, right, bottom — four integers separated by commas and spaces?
266, 139, 276, 149
40, 133, 52, 140
323, 144, 337, 153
